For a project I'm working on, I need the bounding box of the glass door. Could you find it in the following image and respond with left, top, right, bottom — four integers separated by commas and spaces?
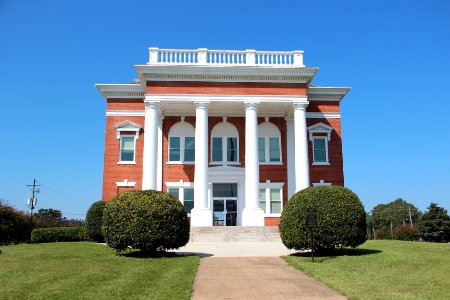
212, 183, 238, 226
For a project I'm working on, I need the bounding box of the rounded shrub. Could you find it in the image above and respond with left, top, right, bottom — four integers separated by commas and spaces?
85, 201, 106, 242
102, 190, 190, 253
279, 186, 367, 251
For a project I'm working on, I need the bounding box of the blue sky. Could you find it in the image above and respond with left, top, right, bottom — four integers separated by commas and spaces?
1, 0, 449, 218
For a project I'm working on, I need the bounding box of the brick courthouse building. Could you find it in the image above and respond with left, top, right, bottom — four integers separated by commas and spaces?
96, 47, 350, 227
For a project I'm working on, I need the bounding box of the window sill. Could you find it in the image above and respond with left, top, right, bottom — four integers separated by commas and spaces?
259, 162, 283, 165
210, 162, 241, 166
117, 161, 136, 165
166, 161, 195, 165
264, 214, 281, 217
312, 162, 330, 166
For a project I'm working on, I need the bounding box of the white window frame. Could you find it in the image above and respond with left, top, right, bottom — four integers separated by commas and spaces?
167, 135, 195, 164
114, 120, 141, 165
118, 135, 137, 164
166, 181, 194, 215
167, 120, 195, 165
259, 182, 284, 216
312, 136, 329, 165
258, 136, 282, 164
211, 136, 239, 165
308, 122, 333, 166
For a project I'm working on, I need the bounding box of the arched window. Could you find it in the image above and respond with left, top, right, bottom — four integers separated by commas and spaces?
211, 121, 239, 164
168, 121, 195, 163
258, 121, 281, 163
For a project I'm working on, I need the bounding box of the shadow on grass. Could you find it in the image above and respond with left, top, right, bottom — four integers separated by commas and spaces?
289, 248, 382, 262
118, 249, 213, 259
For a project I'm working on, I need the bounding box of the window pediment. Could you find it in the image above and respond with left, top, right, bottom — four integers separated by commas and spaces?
114, 120, 142, 139
308, 122, 333, 141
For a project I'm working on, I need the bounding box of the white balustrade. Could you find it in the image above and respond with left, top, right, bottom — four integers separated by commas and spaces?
148, 47, 304, 67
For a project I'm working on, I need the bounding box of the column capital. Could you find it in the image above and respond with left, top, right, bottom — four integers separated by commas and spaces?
292, 101, 309, 111
194, 101, 210, 109
144, 100, 160, 109
244, 101, 260, 110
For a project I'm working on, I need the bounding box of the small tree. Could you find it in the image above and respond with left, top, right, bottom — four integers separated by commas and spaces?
0, 203, 33, 245
279, 186, 367, 251
34, 208, 63, 228
418, 203, 450, 243
102, 190, 190, 253
393, 224, 420, 241
85, 201, 106, 242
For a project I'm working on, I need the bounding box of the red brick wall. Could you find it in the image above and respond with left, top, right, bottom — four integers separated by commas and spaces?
265, 217, 280, 226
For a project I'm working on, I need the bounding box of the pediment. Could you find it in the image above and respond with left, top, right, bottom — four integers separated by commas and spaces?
114, 120, 142, 139
308, 122, 333, 141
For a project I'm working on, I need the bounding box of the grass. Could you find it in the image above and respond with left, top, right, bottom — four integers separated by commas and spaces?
0, 242, 199, 300
284, 240, 450, 300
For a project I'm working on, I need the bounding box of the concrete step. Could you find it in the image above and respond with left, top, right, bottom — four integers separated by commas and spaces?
189, 226, 281, 242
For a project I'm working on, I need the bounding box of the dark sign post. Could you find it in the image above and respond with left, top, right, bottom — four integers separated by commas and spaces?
306, 208, 318, 262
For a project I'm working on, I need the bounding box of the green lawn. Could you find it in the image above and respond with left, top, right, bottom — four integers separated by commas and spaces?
0, 242, 199, 300
284, 240, 450, 300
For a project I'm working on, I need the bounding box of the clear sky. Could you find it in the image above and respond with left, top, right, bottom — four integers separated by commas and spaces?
1, 0, 449, 219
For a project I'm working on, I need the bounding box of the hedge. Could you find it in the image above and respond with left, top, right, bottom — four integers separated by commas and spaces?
31, 227, 88, 243
0, 204, 33, 245
102, 190, 190, 253
279, 186, 367, 251
85, 201, 106, 242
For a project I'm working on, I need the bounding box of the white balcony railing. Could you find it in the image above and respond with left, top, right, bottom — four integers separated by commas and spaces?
148, 48, 304, 67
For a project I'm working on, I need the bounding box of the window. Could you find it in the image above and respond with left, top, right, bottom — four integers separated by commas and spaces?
258, 121, 282, 163
211, 121, 239, 164
308, 122, 333, 165
168, 186, 194, 214
120, 136, 135, 162
312, 137, 328, 164
168, 121, 195, 163
259, 186, 283, 215
114, 120, 141, 164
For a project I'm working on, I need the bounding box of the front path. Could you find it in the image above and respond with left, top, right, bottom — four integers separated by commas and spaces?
191, 257, 346, 300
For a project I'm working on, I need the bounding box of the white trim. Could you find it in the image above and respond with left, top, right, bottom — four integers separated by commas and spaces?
116, 179, 136, 187
307, 86, 351, 102
313, 180, 332, 187
143, 94, 308, 103
106, 110, 341, 119
96, 84, 144, 100
166, 183, 195, 215
259, 183, 284, 216
306, 112, 341, 119
114, 120, 142, 140
117, 161, 136, 165
168, 135, 196, 163
308, 122, 333, 141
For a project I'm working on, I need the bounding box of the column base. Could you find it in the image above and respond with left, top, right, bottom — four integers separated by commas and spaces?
242, 208, 265, 226
190, 208, 213, 227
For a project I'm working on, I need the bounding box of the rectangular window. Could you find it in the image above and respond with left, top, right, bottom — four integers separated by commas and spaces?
258, 138, 265, 162
270, 189, 282, 214
259, 189, 266, 214
269, 137, 280, 162
313, 138, 327, 163
184, 137, 195, 162
120, 136, 135, 162
212, 183, 238, 198
227, 137, 238, 162
169, 137, 180, 161
168, 188, 179, 198
183, 188, 194, 214
212, 137, 222, 162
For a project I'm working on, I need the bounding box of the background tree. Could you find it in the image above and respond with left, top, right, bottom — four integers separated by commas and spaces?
0, 201, 33, 245
418, 203, 450, 243
368, 198, 421, 239
34, 208, 63, 227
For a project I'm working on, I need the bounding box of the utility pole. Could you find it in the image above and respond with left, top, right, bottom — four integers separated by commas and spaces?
408, 206, 413, 227
390, 221, 393, 239
26, 179, 40, 216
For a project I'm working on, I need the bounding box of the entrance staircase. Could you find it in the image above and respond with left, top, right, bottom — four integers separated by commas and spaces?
189, 226, 281, 242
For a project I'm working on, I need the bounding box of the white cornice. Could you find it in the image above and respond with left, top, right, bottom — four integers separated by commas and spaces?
95, 84, 145, 100
307, 86, 351, 102
106, 110, 340, 119
135, 64, 318, 84
143, 94, 308, 103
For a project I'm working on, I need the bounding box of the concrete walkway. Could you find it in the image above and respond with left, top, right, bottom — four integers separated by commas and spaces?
191, 257, 346, 300
174, 242, 346, 299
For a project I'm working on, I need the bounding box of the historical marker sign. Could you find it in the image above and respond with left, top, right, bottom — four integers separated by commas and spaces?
307, 208, 317, 228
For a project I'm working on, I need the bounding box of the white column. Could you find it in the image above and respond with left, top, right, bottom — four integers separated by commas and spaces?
242, 102, 264, 226
293, 101, 310, 192
286, 118, 296, 199
156, 116, 164, 191
142, 101, 160, 190
191, 102, 212, 227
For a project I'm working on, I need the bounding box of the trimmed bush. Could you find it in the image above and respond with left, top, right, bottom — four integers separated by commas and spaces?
394, 225, 420, 241
0, 204, 33, 245
31, 227, 88, 243
279, 186, 367, 251
85, 201, 106, 242
102, 190, 190, 253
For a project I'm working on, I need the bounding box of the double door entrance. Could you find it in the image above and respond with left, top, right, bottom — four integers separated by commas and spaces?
212, 183, 238, 226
